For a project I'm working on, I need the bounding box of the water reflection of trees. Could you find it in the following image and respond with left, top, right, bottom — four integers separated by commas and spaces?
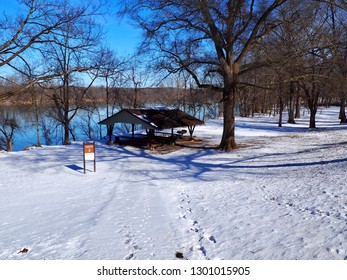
1, 86, 222, 151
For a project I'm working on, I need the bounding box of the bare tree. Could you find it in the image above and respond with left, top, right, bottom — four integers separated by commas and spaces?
327, 2, 347, 123
259, 0, 346, 128
41, 1, 104, 144
120, 0, 292, 150
124, 61, 150, 109
296, 2, 340, 128
94, 48, 126, 116
0, 0, 107, 101
91, 47, 127, 142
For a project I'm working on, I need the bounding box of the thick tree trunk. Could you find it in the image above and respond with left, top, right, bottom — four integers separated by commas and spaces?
309, 107, 317, 129
219, 84, 237, 151
6, 141, 13, 152
307, 96, 318, 129
303, 84, 318, 129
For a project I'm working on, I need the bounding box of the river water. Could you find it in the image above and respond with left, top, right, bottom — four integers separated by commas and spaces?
1, 104, 218, 151
0, 105, 109, 151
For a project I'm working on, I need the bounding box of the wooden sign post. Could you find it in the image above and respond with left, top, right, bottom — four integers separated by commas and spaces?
83, 142, 96, 174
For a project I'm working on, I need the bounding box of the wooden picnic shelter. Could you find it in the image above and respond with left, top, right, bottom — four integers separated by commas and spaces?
98, 108, 204, 146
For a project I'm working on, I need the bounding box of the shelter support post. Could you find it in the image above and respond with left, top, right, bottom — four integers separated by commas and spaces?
147, 129, 154, 150
107, 124, 114, 143
132, 124, 135, 139
171, 128, 175, 145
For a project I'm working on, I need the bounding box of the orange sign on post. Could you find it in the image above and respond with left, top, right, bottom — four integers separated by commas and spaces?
84, 144, 95, 159
83, 142, 96, 174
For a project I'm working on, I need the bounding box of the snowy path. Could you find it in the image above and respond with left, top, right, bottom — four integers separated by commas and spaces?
81, 154, 185, 260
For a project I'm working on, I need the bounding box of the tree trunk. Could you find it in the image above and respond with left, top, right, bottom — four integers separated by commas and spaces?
219, 84, 237, 151
278, 95, 284, 127
295, 91, 301, 119
339, 97, 347, 123
7, 141, 13, 152
32, 90, 42, 147
63, 72, 71, 145
302, 83, 318, 129
63, 112, 71, 145
287, 82, 296, 124
307, 95, 318, 129
309, 107, 317, 128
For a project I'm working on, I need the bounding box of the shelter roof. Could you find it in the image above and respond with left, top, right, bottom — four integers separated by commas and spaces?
98, 108, 204, 130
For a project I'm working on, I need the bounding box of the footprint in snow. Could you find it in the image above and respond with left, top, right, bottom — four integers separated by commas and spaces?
190, 227, 199, 233
124, 253, 134, 260
198, 245, 207, 257
207, 235, 217, 243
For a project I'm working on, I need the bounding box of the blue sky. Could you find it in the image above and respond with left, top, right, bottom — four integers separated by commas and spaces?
103, 15, 142, 55
0, 0, 142, 55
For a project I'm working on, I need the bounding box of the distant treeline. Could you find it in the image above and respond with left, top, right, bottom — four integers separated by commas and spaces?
1, 85, 222, 111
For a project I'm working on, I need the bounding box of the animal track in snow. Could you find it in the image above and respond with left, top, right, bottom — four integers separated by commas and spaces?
177, 191, 218, 260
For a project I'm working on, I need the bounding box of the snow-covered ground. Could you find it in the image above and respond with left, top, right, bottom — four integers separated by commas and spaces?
1, 107, 347, 260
